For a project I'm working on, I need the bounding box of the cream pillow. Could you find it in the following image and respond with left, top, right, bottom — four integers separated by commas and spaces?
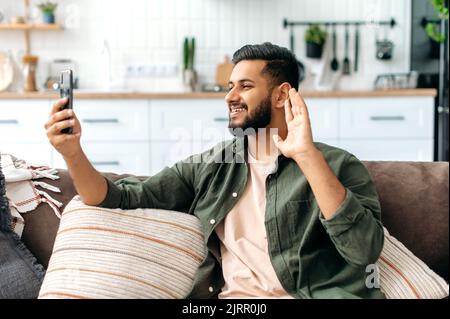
377, 227, 449, 299
39, 196, 206, 299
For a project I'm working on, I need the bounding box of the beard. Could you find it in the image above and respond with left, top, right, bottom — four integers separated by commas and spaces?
228, 95, 272, 135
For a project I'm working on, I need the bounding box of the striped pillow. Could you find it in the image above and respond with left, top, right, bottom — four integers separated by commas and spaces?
377, 227, 449, 299
38, 196, 206, 299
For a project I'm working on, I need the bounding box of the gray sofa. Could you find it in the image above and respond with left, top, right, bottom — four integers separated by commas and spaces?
19, 161, 449, 283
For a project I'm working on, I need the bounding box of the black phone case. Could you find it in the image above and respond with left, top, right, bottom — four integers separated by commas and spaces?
60, 70, 73, 134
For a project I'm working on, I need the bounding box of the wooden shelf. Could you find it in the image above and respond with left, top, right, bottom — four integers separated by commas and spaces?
0, 23, 63, 31
1, 0, 64, 55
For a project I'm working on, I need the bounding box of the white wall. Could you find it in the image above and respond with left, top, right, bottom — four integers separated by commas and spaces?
0, 0, 411, 91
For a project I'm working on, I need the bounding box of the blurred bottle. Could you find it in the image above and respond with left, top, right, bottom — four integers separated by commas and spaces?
23, 55, 39, 92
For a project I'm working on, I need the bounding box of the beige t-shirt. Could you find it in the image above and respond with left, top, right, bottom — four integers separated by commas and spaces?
215, 136, 293, 299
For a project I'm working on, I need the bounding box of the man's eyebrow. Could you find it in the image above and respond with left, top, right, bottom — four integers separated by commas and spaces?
228, 79, 256, 86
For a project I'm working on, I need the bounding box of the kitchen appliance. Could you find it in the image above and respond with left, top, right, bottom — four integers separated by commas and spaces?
45, 59, 78, 90
411, 0, 449, 161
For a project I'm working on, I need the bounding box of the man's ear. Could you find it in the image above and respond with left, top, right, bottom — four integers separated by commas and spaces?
273, 82, 291, 109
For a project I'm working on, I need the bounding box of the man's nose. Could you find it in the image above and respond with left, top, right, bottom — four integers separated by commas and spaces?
225, 87, 239, 104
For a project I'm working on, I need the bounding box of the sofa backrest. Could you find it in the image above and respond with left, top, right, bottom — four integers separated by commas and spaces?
20, 162, 449, 281
363, 161, 449, 281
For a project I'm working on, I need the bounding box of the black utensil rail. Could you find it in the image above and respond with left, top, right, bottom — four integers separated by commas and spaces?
283, 18, 397, 52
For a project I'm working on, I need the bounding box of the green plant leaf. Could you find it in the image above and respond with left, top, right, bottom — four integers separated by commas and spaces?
189, 38, 195, 70
426, 23, 445, 42
183, 37, 189, 70
424, 0, 448, 42
304, 24, 327, 44
37, 1, 58, 13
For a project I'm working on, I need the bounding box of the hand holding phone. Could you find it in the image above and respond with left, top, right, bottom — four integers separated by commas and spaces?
45, 69, 82, 159
59, 69, 73, 134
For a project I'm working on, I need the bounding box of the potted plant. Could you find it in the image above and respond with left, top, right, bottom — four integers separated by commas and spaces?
304, 24, 327, 59
37, 1, 58, 24
424, 0, 448, 59
182, 37, 197, 91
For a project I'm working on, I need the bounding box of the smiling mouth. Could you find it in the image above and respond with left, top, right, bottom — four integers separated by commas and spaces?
230, 107, 246, 116
229, 104, 248, 118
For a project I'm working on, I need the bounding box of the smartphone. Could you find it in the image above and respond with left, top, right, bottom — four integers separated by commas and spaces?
59, 69, 73, 134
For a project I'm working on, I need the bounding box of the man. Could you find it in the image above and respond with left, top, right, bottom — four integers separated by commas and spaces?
44, 43, 385, 299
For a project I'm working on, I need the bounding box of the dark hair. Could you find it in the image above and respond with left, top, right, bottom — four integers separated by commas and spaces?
232, 42, 299, 90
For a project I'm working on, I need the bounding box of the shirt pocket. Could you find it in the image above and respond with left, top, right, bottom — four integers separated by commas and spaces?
284, 200, 312, 247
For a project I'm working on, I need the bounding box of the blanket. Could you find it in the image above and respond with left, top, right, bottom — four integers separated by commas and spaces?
0, 153, 62, 237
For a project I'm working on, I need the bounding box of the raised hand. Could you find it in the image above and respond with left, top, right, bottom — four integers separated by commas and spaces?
273, 88, 316, 161
44, 97, 82, 159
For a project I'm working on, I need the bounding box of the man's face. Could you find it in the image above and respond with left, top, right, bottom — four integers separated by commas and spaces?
226, 60, 273, 131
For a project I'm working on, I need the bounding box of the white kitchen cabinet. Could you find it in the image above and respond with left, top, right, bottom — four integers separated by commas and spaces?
54, 142, 151, 176
0, 100, 49, 143
337, 96, 435, 161
339, 139, 434, 161
0, 94, 437, 176
148, 99, 232, 174
75, 100, 150, 142
51, 99, 152, 175
304, 98, 339, 140
150, 99, 230, 142
339, 97, 434, 139
0, 100, 52, 166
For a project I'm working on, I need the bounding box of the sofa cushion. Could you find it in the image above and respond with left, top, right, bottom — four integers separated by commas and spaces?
363, 161, 449, 281
20, 170, 140, 268
38, 196, 207, 299
377, 227, 449, 299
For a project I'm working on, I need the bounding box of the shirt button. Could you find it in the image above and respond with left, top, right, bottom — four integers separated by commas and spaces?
210, 219, 216, 224
208, 286, 214, 293
232, 192, 237, 198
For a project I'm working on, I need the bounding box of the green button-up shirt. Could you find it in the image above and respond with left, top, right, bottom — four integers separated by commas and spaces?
99, 137, 385, 299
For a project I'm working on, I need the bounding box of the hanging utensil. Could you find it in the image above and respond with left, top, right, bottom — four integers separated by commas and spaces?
375, 25, 394, 60
354, 24, 359, 72
342, 24, 351, 75
330, 24, 339, 71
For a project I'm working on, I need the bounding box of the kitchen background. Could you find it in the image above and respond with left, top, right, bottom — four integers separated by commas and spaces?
1, 0, 412, 90
0, 0, 448, 176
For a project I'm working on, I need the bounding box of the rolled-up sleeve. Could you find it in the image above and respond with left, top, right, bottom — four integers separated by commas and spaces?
98, 157, 198, 212
319, 154, 384, 267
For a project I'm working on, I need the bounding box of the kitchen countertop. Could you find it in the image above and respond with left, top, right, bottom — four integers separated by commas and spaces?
0, 89, 437, 100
